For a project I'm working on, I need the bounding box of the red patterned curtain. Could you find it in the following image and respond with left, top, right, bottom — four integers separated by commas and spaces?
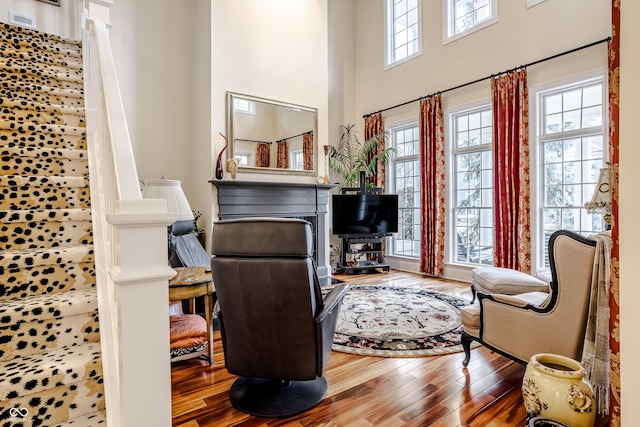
276, 140, 288, 168
419, 95, 446, 277
256, 143, 270, 168
364, 113, 385, 189
608, 0, 621, 422
491, 69, 531, 272
303, 132, 314, 171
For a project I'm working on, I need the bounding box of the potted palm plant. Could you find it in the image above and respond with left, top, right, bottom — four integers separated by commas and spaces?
328, 124, 395, 188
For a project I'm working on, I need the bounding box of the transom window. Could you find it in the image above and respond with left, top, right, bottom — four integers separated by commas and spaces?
537, 79, 606, 268
444, 0, 499, 43
385, 0, 422, 68
234, 98, 255, 115
389, 124, 421, 258
451, 107, 494, 265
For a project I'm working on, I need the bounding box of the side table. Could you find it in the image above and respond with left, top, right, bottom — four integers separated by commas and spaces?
169, 266, 215, 364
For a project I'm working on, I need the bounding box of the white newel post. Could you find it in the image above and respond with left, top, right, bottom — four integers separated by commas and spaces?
108, 200, 175, 427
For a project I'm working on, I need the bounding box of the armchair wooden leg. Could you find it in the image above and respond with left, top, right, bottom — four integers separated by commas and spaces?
461, 333, 473, 367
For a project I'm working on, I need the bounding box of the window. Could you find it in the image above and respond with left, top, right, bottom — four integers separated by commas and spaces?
451, 107, 494, 265
385, 0, 422, 68
389, 124, 421, 258
537, 78, 606, 268
290, 150, 304, 170
444, 0, 499, 43
233, 98, 255, 115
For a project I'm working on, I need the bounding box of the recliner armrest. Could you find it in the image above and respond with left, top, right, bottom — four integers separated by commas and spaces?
316, 284, 349, 322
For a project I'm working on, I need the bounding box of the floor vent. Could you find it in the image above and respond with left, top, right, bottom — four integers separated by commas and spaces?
9, 11, 37, 30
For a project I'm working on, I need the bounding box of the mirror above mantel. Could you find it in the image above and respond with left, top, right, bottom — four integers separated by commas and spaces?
227, 91, 318, 175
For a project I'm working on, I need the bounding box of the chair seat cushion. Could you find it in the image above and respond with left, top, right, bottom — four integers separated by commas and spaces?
461, 303, 480, 329
472, 267, 549, 295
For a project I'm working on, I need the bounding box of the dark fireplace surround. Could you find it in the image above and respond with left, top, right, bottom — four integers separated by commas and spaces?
211, 180, 335, 286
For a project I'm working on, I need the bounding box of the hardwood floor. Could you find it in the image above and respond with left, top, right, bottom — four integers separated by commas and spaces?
170, 270, 607, 427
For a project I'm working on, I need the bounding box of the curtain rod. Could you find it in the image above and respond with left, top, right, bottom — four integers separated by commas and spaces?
275, 130, 313, 143
363, 36, 611, 119
234, 138, 272, 145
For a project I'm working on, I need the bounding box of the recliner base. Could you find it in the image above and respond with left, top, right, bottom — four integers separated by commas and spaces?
229, 376, 328, 418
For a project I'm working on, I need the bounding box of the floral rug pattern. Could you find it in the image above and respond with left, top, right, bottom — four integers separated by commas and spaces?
330, 285, 474, 357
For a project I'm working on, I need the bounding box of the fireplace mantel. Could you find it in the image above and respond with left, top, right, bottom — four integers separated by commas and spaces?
210, 180, 336, 285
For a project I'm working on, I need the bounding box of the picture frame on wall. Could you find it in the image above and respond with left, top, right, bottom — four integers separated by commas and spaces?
37, 0, 61, 6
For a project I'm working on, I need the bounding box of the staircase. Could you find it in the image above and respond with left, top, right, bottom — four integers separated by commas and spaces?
0, 23, 106, 426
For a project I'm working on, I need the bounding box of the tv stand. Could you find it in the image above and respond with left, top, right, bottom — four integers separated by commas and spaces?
338, 234, 390, 275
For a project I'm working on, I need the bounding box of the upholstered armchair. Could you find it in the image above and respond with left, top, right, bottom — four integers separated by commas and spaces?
461, 230, 597, 366
210, 217, 349, 417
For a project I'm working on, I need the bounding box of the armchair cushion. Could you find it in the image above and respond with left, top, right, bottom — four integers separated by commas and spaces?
472, 266, 549, 295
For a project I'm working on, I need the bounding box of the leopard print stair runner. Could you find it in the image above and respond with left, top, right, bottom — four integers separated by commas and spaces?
0, 23, 105, 425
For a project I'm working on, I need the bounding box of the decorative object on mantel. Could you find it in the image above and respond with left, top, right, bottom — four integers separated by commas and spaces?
326, 285, 477, 357
522, 353, 596, 427
584, 163, 612, 228
328, 124, 395, 188
323, 145, 330, 184
226, 158, 239, 179
215, 132, 229, 180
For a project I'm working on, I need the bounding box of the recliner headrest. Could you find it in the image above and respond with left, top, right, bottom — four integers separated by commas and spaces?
211, 217, 313, 257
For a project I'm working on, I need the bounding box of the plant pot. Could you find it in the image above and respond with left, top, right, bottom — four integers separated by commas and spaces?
522, 353, 596, 427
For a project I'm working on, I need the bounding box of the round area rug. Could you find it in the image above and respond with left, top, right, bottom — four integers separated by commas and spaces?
330, 285, 474, 357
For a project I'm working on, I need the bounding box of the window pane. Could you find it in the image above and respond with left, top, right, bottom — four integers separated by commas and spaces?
391, 124, 420, 258
538, 80, 606, 268
452, 106, 493, 266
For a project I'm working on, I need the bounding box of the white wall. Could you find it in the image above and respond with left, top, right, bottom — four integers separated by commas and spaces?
0, 0, 82, 39
346, 0, 609, 277
110, 0, 212, 236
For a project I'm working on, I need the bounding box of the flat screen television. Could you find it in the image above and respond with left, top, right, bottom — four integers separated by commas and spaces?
332, 194, 399, 236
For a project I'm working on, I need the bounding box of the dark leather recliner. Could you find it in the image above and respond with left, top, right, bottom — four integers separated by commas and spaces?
210, 217, 349, 418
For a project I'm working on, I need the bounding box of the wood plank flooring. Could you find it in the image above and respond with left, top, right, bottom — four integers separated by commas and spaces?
171, 270, 608, 427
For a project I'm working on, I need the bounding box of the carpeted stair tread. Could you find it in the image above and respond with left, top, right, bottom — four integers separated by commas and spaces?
0, 208, 92, 251
0, 219, 92, 251
0, 120, 87, 150
0, 342, 102, 400
0, 310, 100, 363
1, 68, 83, 91
0, 244, 95, 301
1, 145, 88, 177
0, 98, 86, 128
0, 60, 83, 82
0, 51, 82, 69
0, 376, 105, 426
0, 96, 85, 118
0, 241, 94, 269
1, 81, 84, 106
0, 175, 90, 210
54, 410, 107, 426
0, 288, 99, 326
0, 23, 82, 51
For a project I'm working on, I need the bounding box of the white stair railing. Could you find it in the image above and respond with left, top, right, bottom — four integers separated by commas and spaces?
83, 1, 174, 426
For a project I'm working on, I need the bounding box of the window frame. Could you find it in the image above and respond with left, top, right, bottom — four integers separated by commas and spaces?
443, 0, 499, 45
531, 71, 608, 273
387, 121, 421, 259
384, 0, 423, 70
447, 102, 494, 267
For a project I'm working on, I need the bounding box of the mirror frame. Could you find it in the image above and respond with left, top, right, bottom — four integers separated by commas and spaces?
227, 91, 318, 175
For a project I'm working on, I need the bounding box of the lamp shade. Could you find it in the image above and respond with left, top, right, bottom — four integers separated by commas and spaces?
142, 179, 194, 221
584, 166, 612, 215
